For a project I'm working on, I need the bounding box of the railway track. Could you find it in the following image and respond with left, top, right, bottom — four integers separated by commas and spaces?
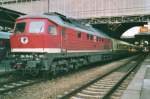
0, 70, 42, 95
0, 54, 144, 96
109, 72, 135, 99
0, 78, 41, 95
59, 54, 145, 99
0, 71, 16, 88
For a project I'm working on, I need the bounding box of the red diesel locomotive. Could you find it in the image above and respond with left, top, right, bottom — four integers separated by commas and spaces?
10, 12, 137, 76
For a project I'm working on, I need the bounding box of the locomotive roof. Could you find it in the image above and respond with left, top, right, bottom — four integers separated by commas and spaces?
18, 13, 110, 38
0, 31, 12, 39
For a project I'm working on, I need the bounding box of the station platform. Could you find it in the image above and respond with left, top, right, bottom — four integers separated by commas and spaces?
121, 54, 150, 99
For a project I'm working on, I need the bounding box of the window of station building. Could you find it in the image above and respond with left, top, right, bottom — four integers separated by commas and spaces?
14, 22, 26, 33
77, 31, 81, 38
48, 25, 57, 35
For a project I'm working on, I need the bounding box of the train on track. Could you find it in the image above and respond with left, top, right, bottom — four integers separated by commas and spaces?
0, 32, 11, 61
135, 32, 150, 52
9, 12, 139, 76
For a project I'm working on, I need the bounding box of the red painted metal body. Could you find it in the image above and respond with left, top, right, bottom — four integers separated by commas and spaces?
9, 13, 138, 76
10, 16, 112, 53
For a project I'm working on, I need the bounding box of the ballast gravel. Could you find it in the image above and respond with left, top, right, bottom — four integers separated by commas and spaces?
1, 57, 134, 99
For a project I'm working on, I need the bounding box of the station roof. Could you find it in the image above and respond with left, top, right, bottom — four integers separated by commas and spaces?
135, 32, 150, 36
0, 6, 25, 28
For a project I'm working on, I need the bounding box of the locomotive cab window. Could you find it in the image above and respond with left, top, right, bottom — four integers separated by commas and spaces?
14, 22, 26, 33
48, 26, 57, 35
29, 21, 45, 33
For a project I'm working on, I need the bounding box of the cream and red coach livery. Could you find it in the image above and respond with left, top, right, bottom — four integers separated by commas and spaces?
10, 12, 137, 76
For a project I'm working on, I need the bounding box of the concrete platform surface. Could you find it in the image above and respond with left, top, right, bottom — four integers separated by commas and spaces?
121, 55, 150, 99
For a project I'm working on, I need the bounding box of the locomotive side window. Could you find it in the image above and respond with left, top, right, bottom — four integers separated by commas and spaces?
77, 31, 81, 38
96, 37, 99, 42
48, 26, 57, 35
90, 35, 93, 40
29, 21, 45, 33
93, 36, 97, 42
87, 34, 94, 40
14, 22, 26, 33
87, 34, 90, 40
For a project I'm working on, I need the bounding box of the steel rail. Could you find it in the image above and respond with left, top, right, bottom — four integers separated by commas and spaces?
59, 54, 145, 99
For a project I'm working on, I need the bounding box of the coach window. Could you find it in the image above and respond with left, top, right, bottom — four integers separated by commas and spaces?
48, 26, 57, 35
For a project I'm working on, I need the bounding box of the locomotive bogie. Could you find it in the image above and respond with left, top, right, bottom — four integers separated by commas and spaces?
10, 51, 118, 75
